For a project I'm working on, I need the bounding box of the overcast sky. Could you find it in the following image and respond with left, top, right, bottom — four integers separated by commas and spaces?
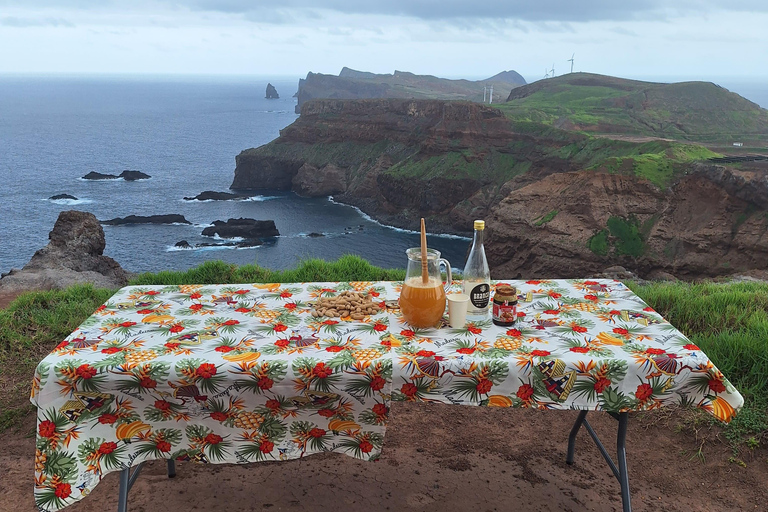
1, 0, 766, 82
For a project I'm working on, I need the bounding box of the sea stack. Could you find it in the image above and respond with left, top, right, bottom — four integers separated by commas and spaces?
266, 83, 279, 99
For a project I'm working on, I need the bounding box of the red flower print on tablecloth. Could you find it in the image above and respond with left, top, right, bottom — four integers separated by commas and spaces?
594, 378, 611, 393
401, 383, 418, 397
372, 403, 388, 416
309, 428, 326, 438
154, 400, 171, 411
196, 363, 217, 379
210, 411, 228, 422
709, 379, 726, 393
476, 379, 493, 394
369, 376, 386, 391
38, 420, 56, 438
205, 433, 223, 445
156, 441, 171, 452
76, 364, 97, 380
140, 377, 157, 389
98, 413, 118, 425
635, 383, 653, 401
313, 363, 333, 379
54, 483, 71, 499
98, 442, 117, 455
516, 384, 534, 401
258, 377, 274, 390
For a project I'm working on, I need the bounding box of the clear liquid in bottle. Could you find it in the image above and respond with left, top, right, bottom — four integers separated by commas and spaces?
462, 220, 491, 318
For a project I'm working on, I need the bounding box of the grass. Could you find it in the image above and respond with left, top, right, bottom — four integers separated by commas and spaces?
496, 73, 768, 143
2, 257, 767, 454
588, 229, 609, 256
628, 280, 768, 452
606, 216, 645, 258
534, 210, 558, 226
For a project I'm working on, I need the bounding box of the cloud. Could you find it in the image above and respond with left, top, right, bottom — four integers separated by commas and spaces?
0, 15, 74, 26
4, 0, 768, 23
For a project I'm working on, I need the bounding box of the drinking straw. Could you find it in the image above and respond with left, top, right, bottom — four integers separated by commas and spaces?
420, 218, 428, 284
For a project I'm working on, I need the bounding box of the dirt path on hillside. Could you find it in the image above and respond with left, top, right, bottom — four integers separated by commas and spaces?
3, 404, 766, 512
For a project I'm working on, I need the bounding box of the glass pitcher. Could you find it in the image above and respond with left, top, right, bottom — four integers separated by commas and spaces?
400, 248, 453, 328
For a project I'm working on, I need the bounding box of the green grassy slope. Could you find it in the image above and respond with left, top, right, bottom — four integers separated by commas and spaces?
498, 73, 768, 142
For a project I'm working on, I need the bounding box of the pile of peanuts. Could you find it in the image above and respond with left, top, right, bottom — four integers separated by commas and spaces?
311, 291, 382, 319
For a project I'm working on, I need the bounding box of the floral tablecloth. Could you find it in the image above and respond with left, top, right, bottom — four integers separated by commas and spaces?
30, 279, 743, 511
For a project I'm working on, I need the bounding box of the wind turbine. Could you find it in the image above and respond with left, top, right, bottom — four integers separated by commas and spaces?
568, 53, 575, 73
544, 68, 550, 79
551, 63, 555, 77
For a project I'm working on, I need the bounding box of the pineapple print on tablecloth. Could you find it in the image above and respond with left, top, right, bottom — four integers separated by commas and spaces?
494, 337, 522, 351
233, 411, 264, 430
352, 348, 384, 363
124, 350, 158, 364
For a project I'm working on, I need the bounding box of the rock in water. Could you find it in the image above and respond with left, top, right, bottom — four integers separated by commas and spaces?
0, 210, 131, 292
175, 240, 192, 249
82, 171, 119, 180
202, 218, 279, 239
49, 194, 78, 200
102, 214, 191, 225
183, 191, 249, 201
119, 170, 151, 181
266, 83, 279, 99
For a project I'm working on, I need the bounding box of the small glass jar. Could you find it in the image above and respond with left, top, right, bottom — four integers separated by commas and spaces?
492, 285, 518, 327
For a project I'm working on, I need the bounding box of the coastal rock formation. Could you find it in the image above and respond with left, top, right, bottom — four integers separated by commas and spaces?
119, 170, 151, 181
232, 95, 768, 279
102, 214, 191, 225
82, 171, 119, 180
49, 194, 78, 200
294, 67, 525, 114
292, 163, 347, 196
0, 210, 131, 292
266, 83, 279, 99
484, 171, 768, 279
82, 170, 151, 181
202, 218, 279, 239
183, 191, 250, 201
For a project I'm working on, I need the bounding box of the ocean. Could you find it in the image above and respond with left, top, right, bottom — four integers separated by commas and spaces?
1, 75, 765, 277
0, 75, 469, 275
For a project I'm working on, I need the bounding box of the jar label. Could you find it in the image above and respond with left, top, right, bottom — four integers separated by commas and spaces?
492, 301, 517, 324
469, 284, 490, 309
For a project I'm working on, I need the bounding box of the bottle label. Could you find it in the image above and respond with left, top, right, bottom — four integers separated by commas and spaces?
469, 284, 490, 309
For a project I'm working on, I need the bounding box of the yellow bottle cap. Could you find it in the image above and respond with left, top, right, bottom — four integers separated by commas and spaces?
474, 220, 485, 230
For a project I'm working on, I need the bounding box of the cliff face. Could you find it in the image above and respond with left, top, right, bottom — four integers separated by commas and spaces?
293, 68, 525, 114
232, 98, 768, 278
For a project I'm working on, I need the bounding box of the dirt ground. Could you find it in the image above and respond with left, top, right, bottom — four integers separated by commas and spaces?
3, 403, 767, 512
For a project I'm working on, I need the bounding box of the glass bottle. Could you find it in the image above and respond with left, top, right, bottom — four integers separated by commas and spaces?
462, 220, 491, 317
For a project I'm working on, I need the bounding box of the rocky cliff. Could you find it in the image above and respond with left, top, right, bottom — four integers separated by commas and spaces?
293, 68, 526, 114
232, 97, 768, 278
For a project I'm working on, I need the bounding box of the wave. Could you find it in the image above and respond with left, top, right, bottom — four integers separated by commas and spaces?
45, 198, 94, 205
181, 195, 281, 203
326, 197, 471, 240
165, 244, 261, 252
